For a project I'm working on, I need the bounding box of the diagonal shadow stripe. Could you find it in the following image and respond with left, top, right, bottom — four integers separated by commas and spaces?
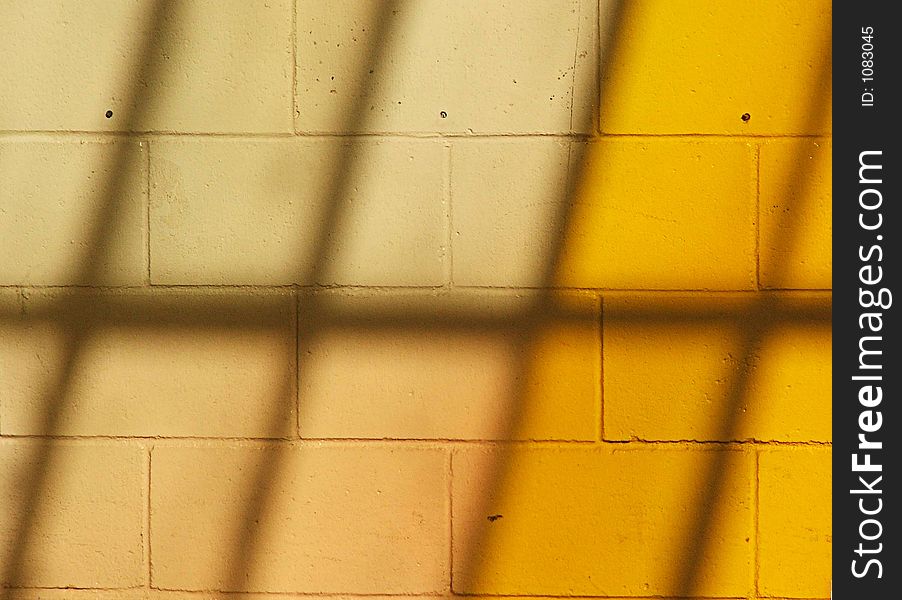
219, 0, 405, 591
0, 0, 831, 596
0, 289, 831, 333
450, 2, 832, 596
449, 0, 630, 593
669, 28, 833, 599
1, 0, 183, 592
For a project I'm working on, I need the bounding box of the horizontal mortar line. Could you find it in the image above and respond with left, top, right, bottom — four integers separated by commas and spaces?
3, 284, 454, 293
151, 593, 768, 600
290, 131, 596, 140
0, 593, 809, 600
142, 284, 454, 292
2, 585, 827, 600
425, 591, 755, 599
149, 589, 456, 597
0, 434, 298, 443
448, 595, 829, 600
0, 130, 593, 141
452, 285, 833, 294
604, 439, 832, 447
146, 283, 300, 291
0, 435, 831, 448
1, 284, 298, 291
0, 592, 787, 600
447, 597, 765, 600
0, 586, 146, 592
290, 284, 452, 291
757, 287, 835, 293
0, 130, 297, 138
0, 588, 457, 598
450, 597, 784, 600
1, 284, 835, 297
597, 132, 832, 139
2, 285, 834, 299
598, 289, 832, 298
265, 437, 602, 445
0, 130, 831, 141
0, 435, 595, 446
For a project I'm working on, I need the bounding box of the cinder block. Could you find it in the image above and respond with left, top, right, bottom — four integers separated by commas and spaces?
600, 0, 832, 134
298, 291, 599, 440
150, 139, 446, 285
453, 139, 756, 289
0, 592, 147, 600
760, 139, 832, 289
0, 592, 441, 600
559, 140, 757, 289
452, 446, 754, 596
0, 1, 293, 132
150, 444, 448, 593
0, 290, 295, 438
0, 441, 144, 587
0, 138, 146, 285
296, 0, 597, 133
758, 448, 832, 597
603, 294, 831, 442
451, 139, 572, 287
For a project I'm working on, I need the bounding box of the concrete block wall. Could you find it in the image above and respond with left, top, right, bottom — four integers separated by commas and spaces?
0, 1, 831, 599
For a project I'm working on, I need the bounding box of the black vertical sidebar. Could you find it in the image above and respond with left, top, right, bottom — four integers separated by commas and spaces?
833, 2, 899, 598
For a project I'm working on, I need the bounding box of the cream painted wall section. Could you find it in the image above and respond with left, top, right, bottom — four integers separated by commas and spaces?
0, 1, 831, 598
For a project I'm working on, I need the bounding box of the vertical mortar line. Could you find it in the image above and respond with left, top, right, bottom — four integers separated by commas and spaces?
568, 0, 582, 133
291, 0, 299, 134
594, 0, 603, 135
596, 293, 604, 442
754, 142, 761, 291
294, 288, 302, 439
753, 445, 761, 599
145, 138, 152, 286
444, 142, 453, 288
446, 448, 454, 594
0, 286, 18, 436
144, 443, 153, 588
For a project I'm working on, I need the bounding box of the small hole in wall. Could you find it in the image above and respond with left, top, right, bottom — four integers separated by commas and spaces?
440, 111, 448, 119
740, 112, 751, 122
105, 110, 114, 119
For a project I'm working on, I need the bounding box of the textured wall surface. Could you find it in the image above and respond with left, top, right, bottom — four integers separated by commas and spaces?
0, 1, 831, 598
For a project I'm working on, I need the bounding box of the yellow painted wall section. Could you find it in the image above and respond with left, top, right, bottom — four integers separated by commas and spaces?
0, 1, 831, 599
603, 294, 831, 442
600, 0, 832, 135
555, 139, 758, 289
453, 447, 755, 597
